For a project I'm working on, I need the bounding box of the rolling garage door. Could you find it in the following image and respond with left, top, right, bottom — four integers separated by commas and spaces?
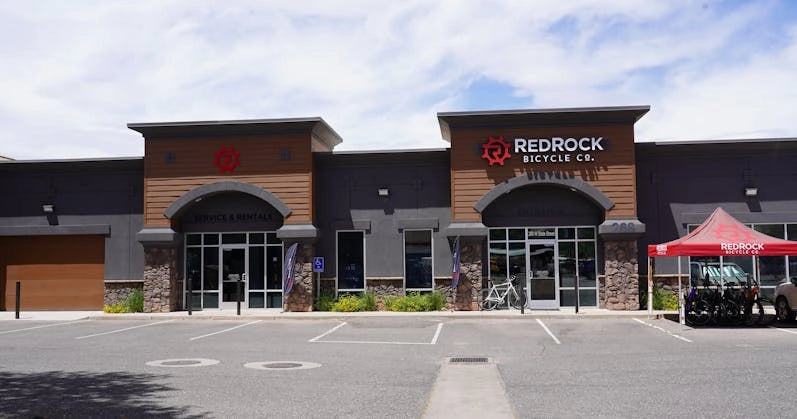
1, 235, 104, 310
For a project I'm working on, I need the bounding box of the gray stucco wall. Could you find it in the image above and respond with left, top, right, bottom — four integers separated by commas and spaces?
314, 150, 452, 282
0, 158, 144, 281
635, 139, 797, 274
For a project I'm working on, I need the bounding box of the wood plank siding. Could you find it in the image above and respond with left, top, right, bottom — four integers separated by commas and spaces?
449, 124, 637, 222
143, 134, 313, 227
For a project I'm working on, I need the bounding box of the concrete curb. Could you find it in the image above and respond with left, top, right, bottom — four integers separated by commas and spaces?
2, 309, 675, 322
84, 310, 672, 321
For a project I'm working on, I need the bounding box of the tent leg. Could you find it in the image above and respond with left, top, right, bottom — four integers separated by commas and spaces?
648, 257, 654, 319
678, 256, 685, 325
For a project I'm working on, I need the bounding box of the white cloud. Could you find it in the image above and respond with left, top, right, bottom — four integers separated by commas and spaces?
0, 0, 795, 159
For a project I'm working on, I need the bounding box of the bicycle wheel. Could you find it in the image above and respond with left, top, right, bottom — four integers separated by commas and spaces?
507, 289, 522, 309
717, 300, 741, 326
689, 298, 712, 326
481, 298, 499, 311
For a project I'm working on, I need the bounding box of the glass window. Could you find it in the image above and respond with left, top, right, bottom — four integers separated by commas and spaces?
203, 234, 219, 245
489, 242, 508, 281
267, 233, 281, 244
577, 228, 595, 240
759, 255, 786, 287
560, 289, 576, 306
249, 233, 265, 244
338, 231, 365, 290
788, 224, 797, 241
577, 242, 597, 288
558, 228, 575, 240
266, 246, 283, 290
558, 242, 576, 288
248, 292, 265, 308
508, 228, 525, 240
489, 229, 506, 241
405, 230, 432, 289
187, 234, 201, 245
508, 242, 525, 278
203, 292, 218, 308
203, 247, 219, 290
249, 246, 265, 290
754, 224, 784, 239
186, 248, 202, 292
222, 233, 247, 244
267, 293, 282, 308
579, 289, 597, 307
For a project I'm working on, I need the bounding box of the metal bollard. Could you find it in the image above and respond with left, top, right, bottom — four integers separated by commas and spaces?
15, 281, 21, 319
236, 280, 242, 316
187, 277, 193, 316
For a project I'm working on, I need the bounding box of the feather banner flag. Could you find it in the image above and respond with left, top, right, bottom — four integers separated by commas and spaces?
451, 236, 461, 290
283, 243, 298, 295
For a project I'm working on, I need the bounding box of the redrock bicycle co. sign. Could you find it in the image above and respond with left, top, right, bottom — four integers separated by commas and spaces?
481, 135, 608, 166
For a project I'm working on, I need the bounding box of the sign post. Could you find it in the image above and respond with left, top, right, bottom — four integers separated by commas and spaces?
313, 257, 324, 298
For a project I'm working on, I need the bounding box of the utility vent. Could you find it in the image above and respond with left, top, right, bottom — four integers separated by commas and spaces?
449, 356, 490, 364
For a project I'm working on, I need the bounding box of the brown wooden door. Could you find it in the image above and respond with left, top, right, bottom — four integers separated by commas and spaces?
1, 235, 104, 310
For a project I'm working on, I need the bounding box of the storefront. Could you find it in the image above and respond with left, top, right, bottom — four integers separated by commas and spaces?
2, 106, 797, 312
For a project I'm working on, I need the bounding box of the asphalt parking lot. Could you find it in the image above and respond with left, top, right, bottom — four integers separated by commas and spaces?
1, 316, 795, 418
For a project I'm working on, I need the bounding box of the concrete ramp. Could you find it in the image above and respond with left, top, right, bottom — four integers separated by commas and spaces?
422, 357, 515, 418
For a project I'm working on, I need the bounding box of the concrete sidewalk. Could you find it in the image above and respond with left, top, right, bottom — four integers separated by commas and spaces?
1, 307, 674, 321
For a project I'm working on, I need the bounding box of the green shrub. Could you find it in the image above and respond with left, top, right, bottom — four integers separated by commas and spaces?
387, 291, 445, 312
359, 292, 377, 311
382, 295, 396, 311
426, 291, 446, 311
315, 291, 337, 311
640, 284, 679, 311
103, 289, 144, 313
124, 289, 144, 312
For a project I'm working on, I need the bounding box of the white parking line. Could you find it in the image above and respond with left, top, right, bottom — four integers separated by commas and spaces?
308, 321, 443, 345
189, 320, 262, 341
316, 339, 437, 345
0, 320, 89, 335
770, 326, 797, 335
75, 320, 174, 340
430, 322, 444, 344
308, 321, 347, 342
536, 319, 561, 345
633, 318, 693, 343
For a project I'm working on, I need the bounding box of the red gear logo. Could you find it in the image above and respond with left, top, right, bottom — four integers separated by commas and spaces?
481, 136, 512, 166
712, 223, 752, 241
214, 146, 240, 173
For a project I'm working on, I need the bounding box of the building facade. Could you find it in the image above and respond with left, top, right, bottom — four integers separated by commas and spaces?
2, 106, 796, 312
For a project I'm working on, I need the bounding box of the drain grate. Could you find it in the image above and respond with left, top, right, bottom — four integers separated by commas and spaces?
449, 356, 490, 364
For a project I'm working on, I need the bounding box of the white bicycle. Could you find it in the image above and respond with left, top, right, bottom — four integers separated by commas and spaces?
481, 275, 523, 310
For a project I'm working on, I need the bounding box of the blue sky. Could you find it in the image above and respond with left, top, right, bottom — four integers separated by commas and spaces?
1, 0, 796, 159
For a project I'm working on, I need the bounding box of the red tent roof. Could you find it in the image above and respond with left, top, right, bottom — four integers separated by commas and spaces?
648, 207, 797, 257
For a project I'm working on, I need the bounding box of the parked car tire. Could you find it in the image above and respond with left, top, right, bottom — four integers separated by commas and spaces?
775, 297, 796, 322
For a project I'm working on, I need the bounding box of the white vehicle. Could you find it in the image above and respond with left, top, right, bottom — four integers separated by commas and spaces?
774, 278, 797, 322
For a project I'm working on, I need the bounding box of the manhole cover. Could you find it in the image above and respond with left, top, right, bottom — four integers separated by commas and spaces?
163, 360, 201, 366
146, 358, 220, 368
244, 361, 322, 371
264, 362, 303, 369
449, 356, 490, 364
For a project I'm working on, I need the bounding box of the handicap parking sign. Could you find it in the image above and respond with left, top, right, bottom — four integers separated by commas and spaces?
313, 257, 324, 272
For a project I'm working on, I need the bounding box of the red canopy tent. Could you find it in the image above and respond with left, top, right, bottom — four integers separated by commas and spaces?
648, 207, 797, 257
646, 207, 797, 320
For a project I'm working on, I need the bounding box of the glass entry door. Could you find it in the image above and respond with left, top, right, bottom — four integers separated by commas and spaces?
221, 246, 247, 310
526, 240, 559, 309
